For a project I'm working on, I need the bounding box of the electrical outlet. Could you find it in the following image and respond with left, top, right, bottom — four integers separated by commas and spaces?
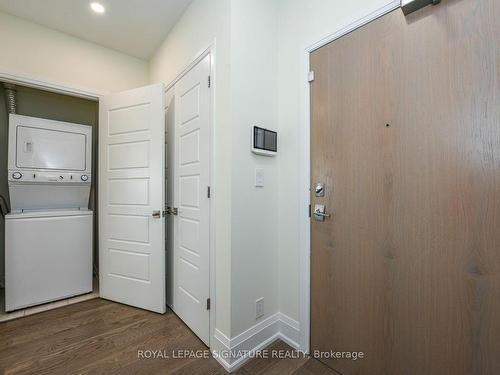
256, 298, 264, 319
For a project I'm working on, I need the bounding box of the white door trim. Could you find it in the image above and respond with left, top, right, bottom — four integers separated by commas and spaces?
165, 41, 216, 346
165, 43, 215, 92
299, 0, 401, 353
0, 71, 105, 100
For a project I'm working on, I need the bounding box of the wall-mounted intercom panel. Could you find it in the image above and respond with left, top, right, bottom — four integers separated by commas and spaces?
251, 126, 277, 156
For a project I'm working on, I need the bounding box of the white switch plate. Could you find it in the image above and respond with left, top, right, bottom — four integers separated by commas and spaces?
255, 168, 264, 187
256, 297, 264, 319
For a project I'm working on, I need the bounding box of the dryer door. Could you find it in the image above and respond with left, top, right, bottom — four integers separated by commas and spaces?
16, 125, 87, 171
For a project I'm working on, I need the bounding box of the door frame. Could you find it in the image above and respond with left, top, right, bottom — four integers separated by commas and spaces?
299, 0, 400, 353
0, 71, 104, 101
165, 42, 216, 346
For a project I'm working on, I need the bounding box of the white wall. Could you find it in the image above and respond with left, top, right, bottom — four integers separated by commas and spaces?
0, 11, 148, 94
149, 0, 233, 337
149, 0, 280, 340
276, 0, 398, 323
229, 0, 279, 337
0, 11, 149, 287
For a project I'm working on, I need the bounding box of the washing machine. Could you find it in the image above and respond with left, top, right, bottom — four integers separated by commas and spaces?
5, 114, 93, 312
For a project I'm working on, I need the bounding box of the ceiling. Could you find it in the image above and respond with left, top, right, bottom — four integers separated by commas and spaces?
0, 0, 193, 59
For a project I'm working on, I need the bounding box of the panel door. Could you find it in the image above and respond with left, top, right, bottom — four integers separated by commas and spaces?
165, 86, 175, 308
172, 54, 211, 345
310, 1, 500, 374
99, 84, 165, 313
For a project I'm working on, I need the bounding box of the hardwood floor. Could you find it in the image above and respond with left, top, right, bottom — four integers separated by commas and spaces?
0, 299, 336, 375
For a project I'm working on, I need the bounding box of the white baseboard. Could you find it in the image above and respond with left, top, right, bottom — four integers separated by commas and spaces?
211, 312, 301, 373
278, 313, 300, 350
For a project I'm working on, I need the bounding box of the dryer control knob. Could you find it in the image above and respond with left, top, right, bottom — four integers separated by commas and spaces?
12, 172, 22, 180
81, 175, 89, 182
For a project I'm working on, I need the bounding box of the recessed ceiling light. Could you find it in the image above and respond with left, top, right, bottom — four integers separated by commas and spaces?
90, 2, 105, 14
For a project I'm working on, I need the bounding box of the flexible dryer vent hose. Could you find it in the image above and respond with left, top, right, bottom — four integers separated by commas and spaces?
4, 83, 17, 114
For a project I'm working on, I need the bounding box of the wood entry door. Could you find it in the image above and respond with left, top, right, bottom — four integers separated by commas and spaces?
310, 1, 500, 374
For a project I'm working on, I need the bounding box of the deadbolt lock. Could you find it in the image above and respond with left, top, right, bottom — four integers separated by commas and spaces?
315, 182, 325, 197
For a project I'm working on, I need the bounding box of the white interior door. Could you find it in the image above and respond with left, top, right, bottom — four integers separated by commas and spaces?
165, 86, 175, 308
99, 83, 165, 313
170, 54, 211, 344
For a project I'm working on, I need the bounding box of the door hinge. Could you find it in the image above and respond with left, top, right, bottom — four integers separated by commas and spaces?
206, 298, 211, 310
308, 204, 311, 218
207, 186, 211, 198
308, 71, 315, 83
208, 75, 211, 88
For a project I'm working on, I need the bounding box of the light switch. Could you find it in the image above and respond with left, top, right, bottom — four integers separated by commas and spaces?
255, 168, 264, 187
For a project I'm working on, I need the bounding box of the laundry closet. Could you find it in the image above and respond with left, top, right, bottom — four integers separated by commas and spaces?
0, 83, 99, 317
0, 58, 212, 347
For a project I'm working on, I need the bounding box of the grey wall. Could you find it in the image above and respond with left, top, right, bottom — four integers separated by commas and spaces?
0, 84, 98, 286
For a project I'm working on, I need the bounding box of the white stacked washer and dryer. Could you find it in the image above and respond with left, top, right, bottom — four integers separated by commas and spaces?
5, 114, 93, 312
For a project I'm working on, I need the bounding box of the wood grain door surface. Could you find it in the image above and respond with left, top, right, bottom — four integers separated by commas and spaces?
310, 1, 500, 374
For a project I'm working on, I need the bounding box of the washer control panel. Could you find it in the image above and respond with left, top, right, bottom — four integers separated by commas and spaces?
8, 170, 91, 183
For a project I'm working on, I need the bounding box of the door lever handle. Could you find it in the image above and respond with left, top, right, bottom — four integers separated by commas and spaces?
152, 210, 161, 219
165, 207, 178, 216
313, 204, 330, 222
